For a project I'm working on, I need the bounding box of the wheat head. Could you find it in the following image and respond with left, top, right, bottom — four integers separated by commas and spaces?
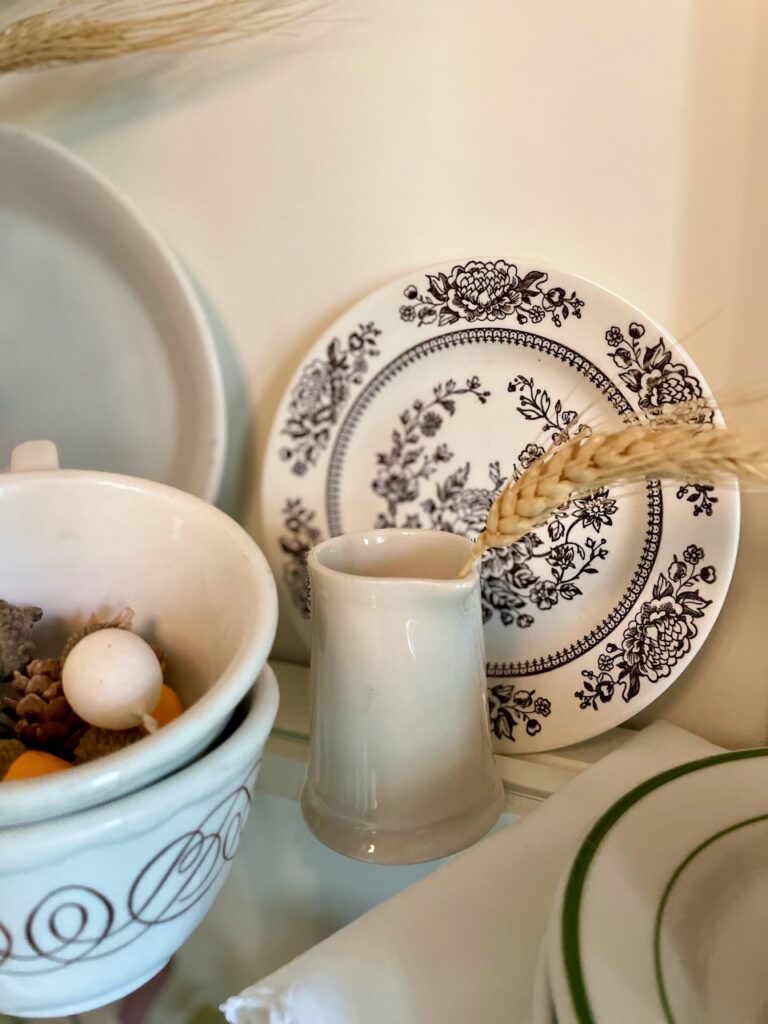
0, 0, 315, 74
457, 421, 767, 578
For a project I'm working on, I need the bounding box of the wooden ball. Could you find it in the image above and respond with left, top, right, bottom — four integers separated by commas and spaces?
62, 628, 163, 731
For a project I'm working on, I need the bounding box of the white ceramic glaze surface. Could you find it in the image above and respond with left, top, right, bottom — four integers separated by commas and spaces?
0, 666, 279, 1019
302, 529, 504, 864
531, 940, 556, 1024
0, 446, 278, 827
0, 125, 226, 501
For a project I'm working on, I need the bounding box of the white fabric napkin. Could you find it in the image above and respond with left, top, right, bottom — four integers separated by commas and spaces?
222, 722, 722, 1024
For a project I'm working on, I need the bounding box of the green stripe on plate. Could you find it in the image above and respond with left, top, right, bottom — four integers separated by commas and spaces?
652, 812, 768, 1023
560, 748, 768, 1024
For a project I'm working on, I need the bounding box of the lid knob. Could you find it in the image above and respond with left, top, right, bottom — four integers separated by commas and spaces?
9, 440, 60, 473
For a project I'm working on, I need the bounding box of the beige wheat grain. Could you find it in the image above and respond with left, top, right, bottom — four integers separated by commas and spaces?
0, 0, 315, 74
457, 421, 767, 577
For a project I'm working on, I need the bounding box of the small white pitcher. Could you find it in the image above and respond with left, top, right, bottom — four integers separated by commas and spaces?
301, 528, 504, 864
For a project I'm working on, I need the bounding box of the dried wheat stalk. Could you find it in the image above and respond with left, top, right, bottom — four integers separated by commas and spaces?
0, 0, 314, 74
457, 420, 768, 578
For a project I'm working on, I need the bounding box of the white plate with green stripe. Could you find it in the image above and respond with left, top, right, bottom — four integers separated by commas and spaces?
549, 749, 768, 1024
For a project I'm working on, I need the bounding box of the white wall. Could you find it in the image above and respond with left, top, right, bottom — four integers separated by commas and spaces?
1, 0, 765, 745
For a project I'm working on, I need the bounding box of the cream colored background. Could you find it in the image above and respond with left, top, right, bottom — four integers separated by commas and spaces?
1, 0, 766, 747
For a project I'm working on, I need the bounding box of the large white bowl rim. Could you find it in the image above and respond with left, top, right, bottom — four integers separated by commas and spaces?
0, 468, 278, 827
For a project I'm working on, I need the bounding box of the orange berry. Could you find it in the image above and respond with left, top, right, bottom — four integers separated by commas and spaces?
3, 750, 71, 782
151, 684, 183, 728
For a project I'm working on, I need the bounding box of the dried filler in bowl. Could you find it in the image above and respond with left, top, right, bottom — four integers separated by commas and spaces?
0, 600, 183, 783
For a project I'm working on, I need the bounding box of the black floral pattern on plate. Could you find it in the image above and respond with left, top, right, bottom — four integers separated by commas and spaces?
676, 483, 718, 517
605, 321, 702, 409
488, 684, 551, 741
371, 373, 616, 631
479, 487, 618, 627
508, 373, 583, 445
605, 321, 716, 518
575, 546, 716, 708
280, 322, 381, 475
400, 260, 584, 329
371, 376, 490, 529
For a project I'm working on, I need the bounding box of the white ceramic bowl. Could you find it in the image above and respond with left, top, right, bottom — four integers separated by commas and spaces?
0, 665, 279, 1018
0, 125, 226, 502
0, 443, 278, 827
